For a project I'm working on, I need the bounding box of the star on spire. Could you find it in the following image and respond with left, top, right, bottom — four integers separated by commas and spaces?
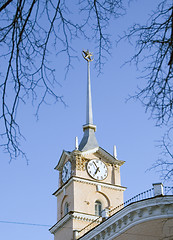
82, 50, 94, 62
78, 50, 98, 151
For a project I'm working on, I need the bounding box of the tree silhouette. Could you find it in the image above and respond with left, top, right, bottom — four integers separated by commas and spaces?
1, 0, 173, 170
0, 0, 124, 160
122, 0, 173, 181
123, 0, 173, 126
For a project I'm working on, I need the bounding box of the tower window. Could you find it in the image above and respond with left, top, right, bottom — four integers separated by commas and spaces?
64, 202, 69, 215
95, 200, 102, 216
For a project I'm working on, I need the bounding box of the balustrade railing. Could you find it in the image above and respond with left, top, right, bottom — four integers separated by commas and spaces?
77, 185, 173, 239
164, 186, 173, 195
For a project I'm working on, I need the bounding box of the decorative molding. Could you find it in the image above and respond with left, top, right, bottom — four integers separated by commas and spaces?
76, 156, 86, 171
80, 147, 124, 167
54, 145, 124, 173
96, 147, 125, 166
49, 211, 100, 235
53, 177, 74, 196
72, 212, 101, 222
78, 196, 173, 240
49, 212, 72, 234
73, 177, 126, 191
53, 176, 126, 197
54, 150, 71, 170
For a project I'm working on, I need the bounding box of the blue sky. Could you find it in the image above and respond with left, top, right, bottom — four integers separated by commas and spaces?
0, 1, 170, 240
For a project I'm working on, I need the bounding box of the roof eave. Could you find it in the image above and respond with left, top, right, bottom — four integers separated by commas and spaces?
54, 150, 71, 171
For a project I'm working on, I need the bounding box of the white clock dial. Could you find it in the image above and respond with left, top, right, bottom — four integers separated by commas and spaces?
87, 159, 108, 180
62, 161, 71, 183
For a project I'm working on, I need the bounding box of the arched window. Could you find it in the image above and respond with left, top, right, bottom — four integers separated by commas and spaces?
95, 200, 102, 216
64, 202, 69, 215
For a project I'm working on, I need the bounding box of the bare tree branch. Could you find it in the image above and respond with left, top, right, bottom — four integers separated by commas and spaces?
0, 0, 13, 13
116, 0, 173, 182
150, 127, 173, 182
0, 0, 125, 161
122, 0, 173, 126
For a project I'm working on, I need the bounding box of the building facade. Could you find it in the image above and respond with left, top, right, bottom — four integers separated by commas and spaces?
78, 184, 173, 240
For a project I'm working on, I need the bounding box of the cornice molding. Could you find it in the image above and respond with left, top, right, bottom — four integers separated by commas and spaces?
72, 212, 101, 222
96, 147, 125, 166
81, 147, 125, 166
53, 176, 126, 197
49, 211, 100, 234
73, 177, 126, 191
78, 196, 173, 240
49, 212, 72, 234
54, 150, 71, 170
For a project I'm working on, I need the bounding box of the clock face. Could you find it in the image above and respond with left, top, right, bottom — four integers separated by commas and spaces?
87, 159, 108, 180
62, 161, 71, 183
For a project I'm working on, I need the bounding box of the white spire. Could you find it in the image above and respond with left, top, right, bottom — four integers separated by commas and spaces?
82, 50, 94, 125
86, 60, 93, 125
78, 50, 99, 151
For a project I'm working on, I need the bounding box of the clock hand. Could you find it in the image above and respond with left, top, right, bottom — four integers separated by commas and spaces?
94, 167, 100, 176
93, 161, 98, 169
66, 168, 68, 175
64, 166, 68, 175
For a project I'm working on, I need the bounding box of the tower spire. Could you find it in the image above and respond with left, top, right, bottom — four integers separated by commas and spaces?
86, 54, 93, 125
78, 50, 99, 151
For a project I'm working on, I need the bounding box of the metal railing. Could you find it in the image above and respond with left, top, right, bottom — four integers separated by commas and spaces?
77, 185, 173, 239
164, 186, 173, 195
104, 188, 154, 219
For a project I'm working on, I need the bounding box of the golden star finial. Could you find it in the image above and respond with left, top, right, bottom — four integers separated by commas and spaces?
82, 50, 94, 62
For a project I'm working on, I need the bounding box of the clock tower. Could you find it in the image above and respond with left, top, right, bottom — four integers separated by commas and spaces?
49, 51, 126, 240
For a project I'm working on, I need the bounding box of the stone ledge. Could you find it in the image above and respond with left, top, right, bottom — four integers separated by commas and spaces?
49, 211, 100, 234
